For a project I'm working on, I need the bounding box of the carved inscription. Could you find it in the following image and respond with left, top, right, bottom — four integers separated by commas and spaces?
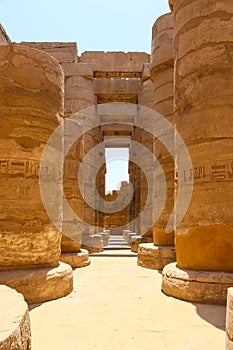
182, 160, 233, 182
0, 158, 61, 180
94, 71, 141, 79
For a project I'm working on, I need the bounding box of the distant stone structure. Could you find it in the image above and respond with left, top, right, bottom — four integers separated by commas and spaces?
104, 181, 131, 234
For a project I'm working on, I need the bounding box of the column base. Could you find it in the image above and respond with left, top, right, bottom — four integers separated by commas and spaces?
162, 262, 233, 304
137, 243, 176, 270
226, 288, 233, 349
0, 286, 31, 349
0, 262, 73, 304
60, 249, 91, 268
131, 236, 153, 253
81, 234, 104, 253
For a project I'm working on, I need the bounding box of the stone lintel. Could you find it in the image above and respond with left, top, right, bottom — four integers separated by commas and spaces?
97, 94, 138, 104
80, 51, 150, 72
61, 62, 93, 80
93, 78, 141, 95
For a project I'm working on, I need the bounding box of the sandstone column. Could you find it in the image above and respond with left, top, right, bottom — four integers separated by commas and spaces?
0, 44, 73, 303
137, 13, 176, 268
61, 60, 103, 256
162, 0, 233, 304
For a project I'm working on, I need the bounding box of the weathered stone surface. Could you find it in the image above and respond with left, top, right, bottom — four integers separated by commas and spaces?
80, 51, 150, 72
151, 12, 175, 247
98, 232, 110, 247
226, 338, 233, 350
0, 44, 64, 269
0, 24, 11, 45
138, 79, 154, 110
0, 262, 73, 304
0, 286, 31, 350
138, 243, 176, 270
174, 0, 233, 273
60, 249, 90, 268
61, 62, 93, 80
82, 234, 104, 253
151, 13, 174, 81
169, 0, 174, 11
104, 182, 131, 235
141, 63, 151, 82
0, 228, 61, 270
65, 75, 94, 116
123, 230, 135, 245
131, 236, 153, 253
176, 224, 233, 272
226, 288, 233, 348
61, 235, 81, 253
20, 42, 78, 63
94, 78, 141, 95
162, 263, 233, 304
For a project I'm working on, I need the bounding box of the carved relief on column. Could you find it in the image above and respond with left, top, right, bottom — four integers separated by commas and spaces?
0, 44, 64, 270
174, 0, 233, 272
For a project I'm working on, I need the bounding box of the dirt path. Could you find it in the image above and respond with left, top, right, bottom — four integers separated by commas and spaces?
29, 254, 226, 350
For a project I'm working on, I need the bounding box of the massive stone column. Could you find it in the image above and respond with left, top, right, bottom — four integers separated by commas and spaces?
60, 60, 103, 257
0, 44, 73, 303
162, 0, 233, 304
137, 12, 176, 268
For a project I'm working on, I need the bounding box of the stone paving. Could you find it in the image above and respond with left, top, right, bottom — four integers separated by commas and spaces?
29, 252, 226, 350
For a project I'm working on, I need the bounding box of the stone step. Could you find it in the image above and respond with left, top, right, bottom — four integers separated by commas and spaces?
106, 235, 128, 250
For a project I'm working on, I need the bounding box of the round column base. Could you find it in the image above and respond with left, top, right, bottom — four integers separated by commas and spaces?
162, 262, 233, 304
0, 286, 31, 349
60, 249, 91, 268
131, 236, 153, 253
137, 243, 176, 270
0, 262, 73, 304
81, 234, 104, 253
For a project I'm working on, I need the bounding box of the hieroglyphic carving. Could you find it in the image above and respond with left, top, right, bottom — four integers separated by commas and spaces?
94, 71, 141, 79
183, 160, 233, 183
0, 158, 61, 180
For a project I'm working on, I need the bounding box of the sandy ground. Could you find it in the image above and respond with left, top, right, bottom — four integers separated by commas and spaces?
29, 253, 226, 350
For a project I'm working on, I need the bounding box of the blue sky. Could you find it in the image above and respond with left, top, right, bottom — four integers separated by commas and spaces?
1, 1, 170, 191
105, 148, 129, 192
1, 0, 170, 53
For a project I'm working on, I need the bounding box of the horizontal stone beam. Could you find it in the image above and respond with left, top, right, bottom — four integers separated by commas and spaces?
20, 42, 78, 63
80, 51, 150, 72
61, 62, 93, 79
93, 78, 141, 95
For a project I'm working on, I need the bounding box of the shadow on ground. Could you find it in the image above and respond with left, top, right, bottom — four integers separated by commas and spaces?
194, 303, 226, 330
